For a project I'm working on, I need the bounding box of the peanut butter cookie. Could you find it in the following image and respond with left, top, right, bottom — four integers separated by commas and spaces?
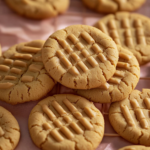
76, 45, 140, 103
94, 12, 150, 65
0, 40, 56, 104
42, 25, 118, 89
5, 0, 70, 19
109, 89, 150, 146
28, 94, 104, 150
0, 106, 20, 150
82, 0, 145, 13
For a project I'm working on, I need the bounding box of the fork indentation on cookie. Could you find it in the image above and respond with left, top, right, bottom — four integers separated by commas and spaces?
144, 98, 150, 109
13, 60, 27, 67
130, 99, 149, 129
108, 20, 116, 29
98, 82, 110, 90
42, 104, 56, 121
43, 122, 52, 130
54, 119, 63, 128
63, 99, 77, 112
81, 31, 95, 44
92, 43, 103, 54
20, 46, 41, 53
84, 107, 95, 118
60, 126, 74, 139
13, 53, 33, 60
121, 105, 135, 127
50, 129, 64, 142
70, 122, 83, 134
28, 64, 43, 72
4, 75, 17, 80
0, 65, 10, 72
108, 77, 121, 84
10, 68, 22, 75
117, 62, 130, 69
119, 53, 132, 60
52, 101, 67, 116
3, 59, 14, 65
68, 34, 79, 44
63, 115, 72, 123
79, 118, 93, 130
122, 18, 130, 28
97, 22, 108, 34
21, 75, 33, 82
0, 82, 15, 89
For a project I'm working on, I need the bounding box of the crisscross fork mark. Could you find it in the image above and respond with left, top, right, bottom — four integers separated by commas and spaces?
98, 17, 147, 48
0, 45, 44, 88
121, 98, 149, 129
42, 99, 95, 142
102, 52, 131, 88
130, 99, 149, 129
56, 31, 107, 75
134, 19, 146, 45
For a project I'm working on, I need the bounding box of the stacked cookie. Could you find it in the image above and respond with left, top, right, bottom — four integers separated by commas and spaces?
28, 25, 117, 150
0, 23, 146, 150
1, 13, 150, 150
94, 12, 150, 66
29, 24, 141, 149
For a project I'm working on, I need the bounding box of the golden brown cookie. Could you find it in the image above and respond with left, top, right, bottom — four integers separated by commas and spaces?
119, 145, 150, 150
82, 0, 146, 13
28, 94, 104, 150
0, 106, 20, 150
42, 25, 118, 89
109, 89, 150, 146
5, 0, 70, 19
76, 45, 140, 103
94, 12, 150, 65
0, 40, 56, 105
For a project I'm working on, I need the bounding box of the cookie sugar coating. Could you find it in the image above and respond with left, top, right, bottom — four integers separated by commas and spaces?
119, 145, 149, 150
109, 89, 150, 146
28, 94, 104, 150
5, 0, 69, 19
76, 45, 140, 103
0, 106, 20, 150
82, 0, 145, 13
0, 40, 56, 105
42, 25, 118, 89
95, 12, 150, 65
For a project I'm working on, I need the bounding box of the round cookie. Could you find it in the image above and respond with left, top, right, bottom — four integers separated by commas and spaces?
94, 12, 150, 65
119, 145, 149, 150
42, 25, 118, 89
76, 45, 140, 103
28, 94, 104, 150
0, 106, 20, 150
0, 40, 56, 105
109, 89, 150, 146
5, 0, 70, 19
82, 0, 145, 13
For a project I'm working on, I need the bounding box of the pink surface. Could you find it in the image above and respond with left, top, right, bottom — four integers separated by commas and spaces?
0, 0, 150, 150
